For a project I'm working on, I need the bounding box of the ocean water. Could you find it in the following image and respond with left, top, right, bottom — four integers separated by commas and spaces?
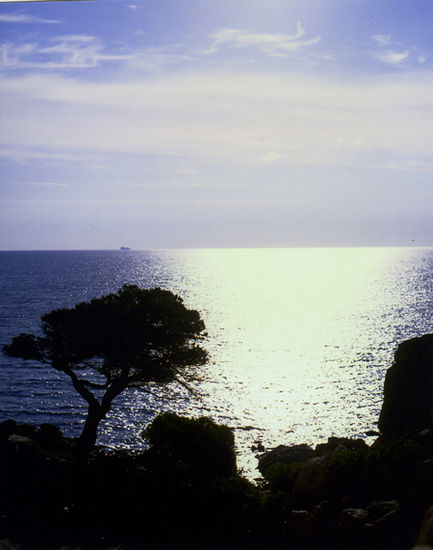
1, 247, 433, 477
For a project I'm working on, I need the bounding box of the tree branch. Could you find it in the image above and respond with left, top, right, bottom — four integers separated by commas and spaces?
131, 385, 178, 400
100, 376, 129, 416
173, 374, 203, 398
81, 379, 110, 390
63, 366, 100, 409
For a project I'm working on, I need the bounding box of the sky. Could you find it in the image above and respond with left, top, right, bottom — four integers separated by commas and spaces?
1, 0, 433, 249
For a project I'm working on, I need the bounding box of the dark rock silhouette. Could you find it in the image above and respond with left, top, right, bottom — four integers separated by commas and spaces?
293, 456, 329, 506
316, 436, 369, 455
379, 334, 433, 436
414, 504, 433, 548
258, 443, 315, 474
5, 334, 433, 549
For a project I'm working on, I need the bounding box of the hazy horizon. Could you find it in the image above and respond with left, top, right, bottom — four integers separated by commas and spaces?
1, 245, 432, 253
1, 0, 433, 250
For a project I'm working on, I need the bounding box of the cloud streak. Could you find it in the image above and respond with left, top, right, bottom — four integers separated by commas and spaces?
208, 23, 321, 57
370, 33, 426, 66
371, 34, 392, 46
1, 34, 134, 70
374, 49, 409, 65
16, 181, 69, 187
1, 70, 432, 172
0, 13, 60, 24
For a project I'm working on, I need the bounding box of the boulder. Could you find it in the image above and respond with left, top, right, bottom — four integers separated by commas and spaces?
365, 500, 402, 548
338, 508, 370, 544
7, 433, 48, 464
258, 443, 315, 474
366, 499, 400, 524
340, 507, 369, 525
0, 420, 17, 440
379, 334, 433, 436
0, 540, 21, 550
293, 457, 329, 505
15, 424, 38, 440
316, 436, 368, 455
414, 504, 433, 547
7, 434, 35, 446
0, 422, 74, 463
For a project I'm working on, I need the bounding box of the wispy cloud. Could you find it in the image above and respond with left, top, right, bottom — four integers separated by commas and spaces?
2, 70, 432, 172
0, 147, 105, 166
116, 181, 249, 188
370, 34, 423, 66
2, 198, 233, 206
16, 181, 69, 187
260, 152, 284, 164
383, 157, 433, 173
371, 34, 392, 46
0, 13, 61, 24
128, 46, 193, 72
374, 49, 409, 65
1, 34, 134, 69
207, 23, 321, 57
0, 34, 187, 73
50, 34, 95, 44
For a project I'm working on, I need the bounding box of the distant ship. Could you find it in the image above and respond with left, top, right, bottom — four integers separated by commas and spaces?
120, 246, 131, 250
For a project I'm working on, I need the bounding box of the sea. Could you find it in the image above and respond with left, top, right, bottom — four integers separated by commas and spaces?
1, 247, 433, 477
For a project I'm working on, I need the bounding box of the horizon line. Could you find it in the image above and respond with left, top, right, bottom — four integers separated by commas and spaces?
0, 244, 431, 253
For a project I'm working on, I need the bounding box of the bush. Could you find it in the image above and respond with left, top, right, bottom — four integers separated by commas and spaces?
260, 461, 304, 493
144, 412, 237, 479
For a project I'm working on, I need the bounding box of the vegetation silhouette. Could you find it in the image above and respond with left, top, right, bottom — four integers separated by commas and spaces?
3, 301, 433, 548
3, 285, 208, 455
145, 411, 237, 479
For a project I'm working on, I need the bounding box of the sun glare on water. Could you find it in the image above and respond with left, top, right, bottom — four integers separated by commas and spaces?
2, 247, 430, 479
122, 247, 429, 476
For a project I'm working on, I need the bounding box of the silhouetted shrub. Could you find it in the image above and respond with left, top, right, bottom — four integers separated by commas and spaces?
260, 461, 304, 493
145, 412, 237, 479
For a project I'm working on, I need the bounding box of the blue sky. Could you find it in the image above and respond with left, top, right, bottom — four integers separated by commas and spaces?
1, 0, 433, 249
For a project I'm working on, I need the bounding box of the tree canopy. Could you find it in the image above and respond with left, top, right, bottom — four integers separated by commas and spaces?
3, 285, 208, 453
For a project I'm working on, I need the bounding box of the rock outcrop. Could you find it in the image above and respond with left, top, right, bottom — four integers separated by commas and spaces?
379, 334, 433, 436
257, 443, 315, 474
5, 333, 433, 549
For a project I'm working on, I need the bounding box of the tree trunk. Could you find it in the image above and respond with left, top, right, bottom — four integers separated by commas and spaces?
74, 378, 128, 458
77, 403, 103, 457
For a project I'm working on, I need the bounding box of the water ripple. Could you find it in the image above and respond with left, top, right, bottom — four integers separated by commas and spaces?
1, 247, 433, 476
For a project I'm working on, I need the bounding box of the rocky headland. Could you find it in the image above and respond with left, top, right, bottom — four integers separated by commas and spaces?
2, 335, 433, 549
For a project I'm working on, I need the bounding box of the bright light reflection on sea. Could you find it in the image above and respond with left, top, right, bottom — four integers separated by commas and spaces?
103, 247, 433, 478
2, 247, 433, 480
